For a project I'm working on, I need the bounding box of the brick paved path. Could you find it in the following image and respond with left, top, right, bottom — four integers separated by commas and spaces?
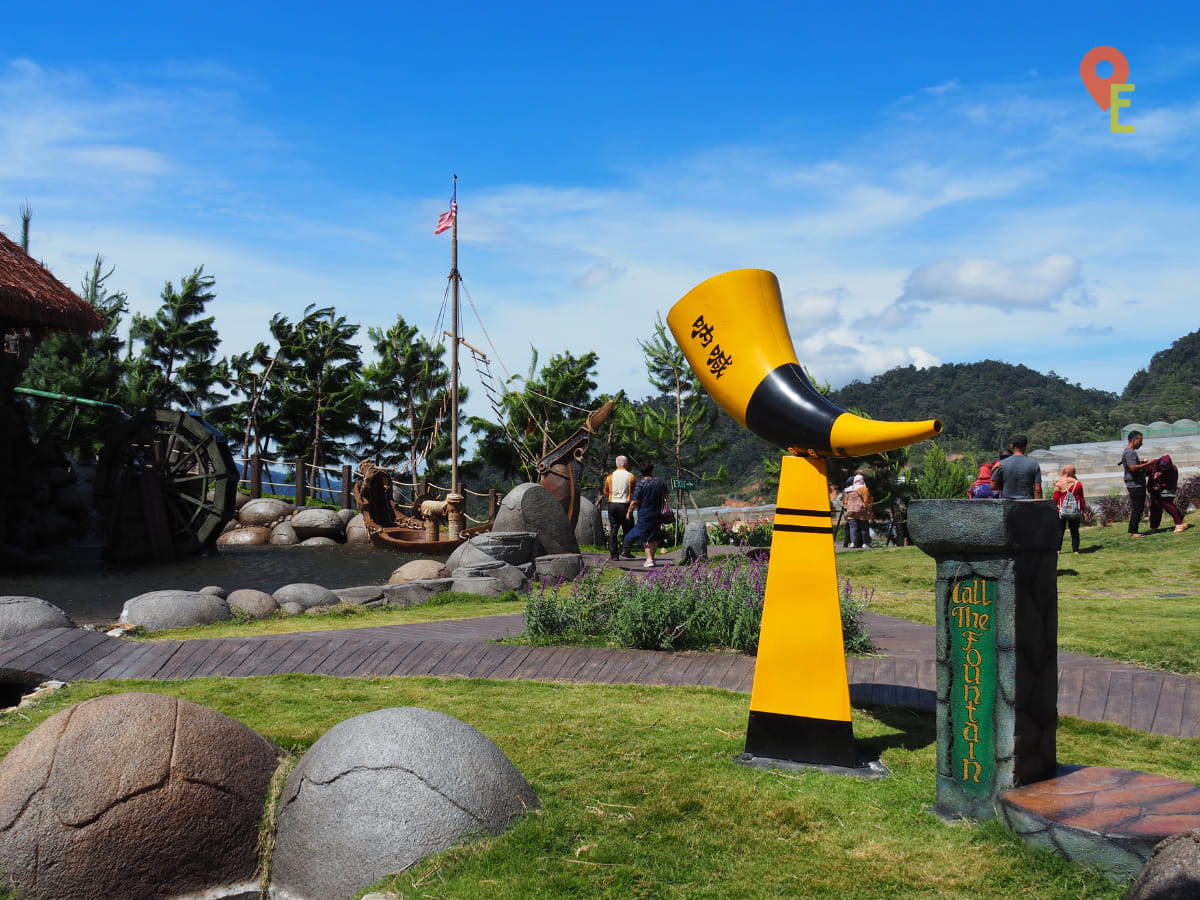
0, 609, 1194, 738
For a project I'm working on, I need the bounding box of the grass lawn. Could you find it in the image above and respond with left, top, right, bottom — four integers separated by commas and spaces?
3, 676, 1196, 899
837, 515, 1200, 676
136, 591, 525, 641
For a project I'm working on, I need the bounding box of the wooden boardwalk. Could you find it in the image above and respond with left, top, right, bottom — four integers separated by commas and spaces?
0, 612, 1195, 738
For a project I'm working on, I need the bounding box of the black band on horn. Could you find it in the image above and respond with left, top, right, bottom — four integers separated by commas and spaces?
744, 363, 843, 455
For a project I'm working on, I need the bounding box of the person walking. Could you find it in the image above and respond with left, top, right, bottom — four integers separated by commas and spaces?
990, 435, 1043, 499
1147, 453, 1190, 534
1121, 430, 1159, 538
600, 455, 637, 560
842, 473, 873, 548
622, 461, 668, 568
1051, 465, 1086, 553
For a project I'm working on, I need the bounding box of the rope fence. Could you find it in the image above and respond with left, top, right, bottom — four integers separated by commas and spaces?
236, 455, 501, 522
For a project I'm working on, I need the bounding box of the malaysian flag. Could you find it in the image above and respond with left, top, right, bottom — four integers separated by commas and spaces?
434, 199, 456, 234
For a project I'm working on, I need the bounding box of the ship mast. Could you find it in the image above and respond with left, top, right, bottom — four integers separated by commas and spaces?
448, 174, 460, 495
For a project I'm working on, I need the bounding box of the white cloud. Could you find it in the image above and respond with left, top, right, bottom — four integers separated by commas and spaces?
902, 254, 1083, 310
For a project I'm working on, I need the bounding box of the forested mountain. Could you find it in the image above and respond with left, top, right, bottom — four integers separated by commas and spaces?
829, 360, 1120, 458
1116, 329, 1200, 424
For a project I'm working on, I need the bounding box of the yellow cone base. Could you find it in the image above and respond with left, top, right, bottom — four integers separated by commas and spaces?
743, 454, 858, 768
745, 711, 858, 768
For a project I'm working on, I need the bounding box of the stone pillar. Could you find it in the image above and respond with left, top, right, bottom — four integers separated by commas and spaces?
907, 500, 1059, 820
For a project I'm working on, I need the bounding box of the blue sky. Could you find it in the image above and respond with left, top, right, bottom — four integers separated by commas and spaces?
3, 2, 1199, 427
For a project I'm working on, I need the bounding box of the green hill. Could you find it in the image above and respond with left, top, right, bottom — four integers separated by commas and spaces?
1116, 329, 1200, 424
829, 360, 1120, 457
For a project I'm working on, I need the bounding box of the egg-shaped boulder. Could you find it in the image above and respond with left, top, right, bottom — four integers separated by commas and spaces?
0, 692, 281, 900
238, 497, 293, 527
218, 526, 271, 546
270, 707, 537, 900
120, 589, 232, 631
0, 596, 73, 640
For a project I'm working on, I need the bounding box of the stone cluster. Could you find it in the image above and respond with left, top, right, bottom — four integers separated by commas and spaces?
0, 694, 536, 900
217, 497, 364, 547
112, 528, 583, 632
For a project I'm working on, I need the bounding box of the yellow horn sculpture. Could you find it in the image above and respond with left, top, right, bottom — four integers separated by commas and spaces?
666, 268, 941, 457
668, 269, 942, 770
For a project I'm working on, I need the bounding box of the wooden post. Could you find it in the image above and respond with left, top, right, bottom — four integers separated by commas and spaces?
250, 455, 263, 499
294, 461, 307, 506
489, 488, 500, 522
340, 464, 352, 509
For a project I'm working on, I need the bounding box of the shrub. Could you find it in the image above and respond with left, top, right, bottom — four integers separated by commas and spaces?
524, 555, 872, 656
1090, 488, 1129, 526
840, 578, 876, 655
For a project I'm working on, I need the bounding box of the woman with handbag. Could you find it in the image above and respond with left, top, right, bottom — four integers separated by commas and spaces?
1148, 454, 1190, 533
622, 461, 668, 568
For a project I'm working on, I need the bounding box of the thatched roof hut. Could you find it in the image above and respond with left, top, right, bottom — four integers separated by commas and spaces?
0, 230, 104, 335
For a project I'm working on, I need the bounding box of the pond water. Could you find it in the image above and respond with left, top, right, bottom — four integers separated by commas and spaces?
1, 543, 412, 625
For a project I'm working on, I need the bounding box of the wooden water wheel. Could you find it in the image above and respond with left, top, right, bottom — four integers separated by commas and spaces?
94, 409, 238, 562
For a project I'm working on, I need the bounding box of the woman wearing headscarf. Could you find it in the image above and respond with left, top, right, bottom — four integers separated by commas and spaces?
1148, 454, 1190, 534
968, 463, 996, 498
1051, 465, 1086, 553
842, 473, 873, 549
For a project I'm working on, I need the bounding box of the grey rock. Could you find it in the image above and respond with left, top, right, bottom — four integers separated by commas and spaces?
450, 576, 506, 597
574, 497, 605, 548
274, 583, 339, 610
463, 531, 537, 566
336, 508, 355, 525
382, 580, 453, 606
446, 539, 505, 574
239, 497, 293, 527
1125, 830, 1200, 900
291, 507, 345, 539
120, 590, 232, 631
534, 553, 585, 582
270, 521, 299, 545
454, 560, 528, 593
344, 513, 371, 545
0, 597, 74, 640
279, 601, 305, 616
381, 583, 434, 606
492, 483, 579, 555
389, 559, 450, 583
218, 526, 272, 546
0, 693, 281, 900
298, 536, 339, 546
199, 585, 228, 598
270, 707, 537, 900
333, 586, 383, 605
681, 520, 709, 563
227, 589, 279, 619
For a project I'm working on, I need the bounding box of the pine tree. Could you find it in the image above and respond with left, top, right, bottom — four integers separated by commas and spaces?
20, 256, 130, 460
470, 349, 601, 480
615, 314, 723, 484
127, 267, 227, 412
361, 315, 455, 478
264, 304, 368, 476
